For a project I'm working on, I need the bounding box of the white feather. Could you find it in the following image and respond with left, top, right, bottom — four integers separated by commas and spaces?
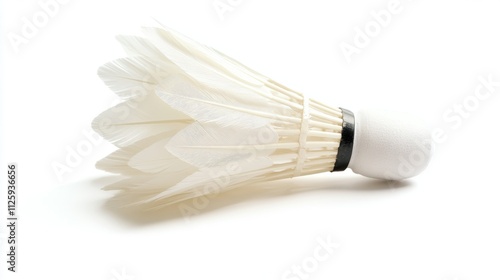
166, 121, 278, 168
128, 137, 193, 174
143, 158, 274, 204
92, 92, 191, 147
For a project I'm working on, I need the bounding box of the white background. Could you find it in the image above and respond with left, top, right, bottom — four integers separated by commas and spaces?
1, 0, 500, 279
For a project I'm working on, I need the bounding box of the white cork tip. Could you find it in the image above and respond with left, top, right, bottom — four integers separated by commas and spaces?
348, 109, 434, 180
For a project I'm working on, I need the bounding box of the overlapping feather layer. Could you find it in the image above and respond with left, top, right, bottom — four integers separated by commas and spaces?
93, 27, 344, 207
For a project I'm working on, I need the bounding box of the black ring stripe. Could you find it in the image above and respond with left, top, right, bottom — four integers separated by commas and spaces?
332, 108, 355, 172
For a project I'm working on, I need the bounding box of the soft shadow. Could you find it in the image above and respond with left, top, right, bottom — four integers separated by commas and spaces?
97, 174, 412, 226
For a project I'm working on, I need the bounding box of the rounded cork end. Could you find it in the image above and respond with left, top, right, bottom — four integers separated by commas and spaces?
348, 109, 434, 180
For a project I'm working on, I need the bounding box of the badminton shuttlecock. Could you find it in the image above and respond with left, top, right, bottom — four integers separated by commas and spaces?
93, 26, 433, 207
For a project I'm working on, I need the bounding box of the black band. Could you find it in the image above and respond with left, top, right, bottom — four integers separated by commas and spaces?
332, 108, 355, 172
